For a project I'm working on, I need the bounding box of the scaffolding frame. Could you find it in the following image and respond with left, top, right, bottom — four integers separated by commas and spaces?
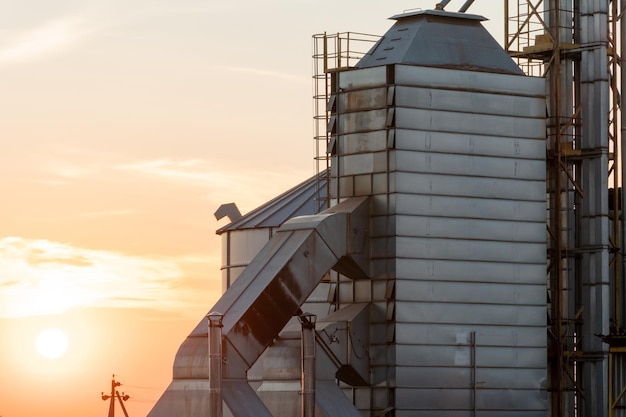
312, 32, 380, 212
506, 1, 622, 417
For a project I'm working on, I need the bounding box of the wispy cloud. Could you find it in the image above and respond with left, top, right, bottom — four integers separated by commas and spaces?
114, 158, 233, 187
0, 17, 90, 65
0, 237, 212, 318
114, 156, 312, 213
219, 66, 308, 83
79, 209, 134, 219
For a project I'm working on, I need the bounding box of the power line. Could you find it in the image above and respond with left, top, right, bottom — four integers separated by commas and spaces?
101, 374, 130, 417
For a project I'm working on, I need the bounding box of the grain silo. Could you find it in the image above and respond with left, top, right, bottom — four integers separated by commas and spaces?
322, 9, 547, 416
148, 7, 548, 417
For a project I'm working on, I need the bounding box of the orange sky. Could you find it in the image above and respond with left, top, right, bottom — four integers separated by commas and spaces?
0, 2, 503, 416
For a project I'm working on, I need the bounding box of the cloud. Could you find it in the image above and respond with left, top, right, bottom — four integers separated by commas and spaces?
219, 65, 308, 83
0, 17, 89, 65
0, 237, 212, 318
114, 158, 234, 187
79, 209, 134, 219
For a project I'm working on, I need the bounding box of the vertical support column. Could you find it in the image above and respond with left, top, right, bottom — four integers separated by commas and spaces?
620, 0, 626, 337
208, 311, 224, 417
580, 1, 610, 416
299, 313, 317, 417
546, 0, 574, 414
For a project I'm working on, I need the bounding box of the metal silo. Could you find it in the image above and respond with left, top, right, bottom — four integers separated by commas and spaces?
324, 9, 547, 416
148, 8, 547, 417
215, 172, 328, 291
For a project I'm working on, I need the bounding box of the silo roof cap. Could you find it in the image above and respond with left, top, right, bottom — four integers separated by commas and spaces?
356, 8, 524, 75
389, 9, 486, 22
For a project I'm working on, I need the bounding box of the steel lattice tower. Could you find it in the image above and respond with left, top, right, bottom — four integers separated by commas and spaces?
506, 1, 624, 416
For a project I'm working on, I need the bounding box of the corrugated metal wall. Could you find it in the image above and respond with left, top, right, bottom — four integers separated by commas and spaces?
334, 64, 547, 416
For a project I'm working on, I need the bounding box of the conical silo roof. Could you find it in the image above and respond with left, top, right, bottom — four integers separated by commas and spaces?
215, 171, 328, 234
356, 9, 524, 75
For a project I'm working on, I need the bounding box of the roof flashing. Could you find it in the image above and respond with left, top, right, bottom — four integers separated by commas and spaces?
389, 9, 487, 22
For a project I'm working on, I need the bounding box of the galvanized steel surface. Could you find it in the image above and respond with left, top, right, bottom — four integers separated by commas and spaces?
356, 10, 524, 75
218, 172, 328, 293
149, 8, 554, 417
216, 171, 327, 233
579, 2, 611, 417
334, 59, 546, 415
148, 197, 370, 417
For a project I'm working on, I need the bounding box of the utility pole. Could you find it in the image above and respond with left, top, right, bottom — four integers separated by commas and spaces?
101, 375, 130, 417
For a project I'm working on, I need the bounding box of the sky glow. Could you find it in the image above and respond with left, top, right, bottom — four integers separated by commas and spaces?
0, 1, 504, 416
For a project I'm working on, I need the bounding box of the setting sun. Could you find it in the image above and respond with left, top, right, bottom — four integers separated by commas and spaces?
0, 2, 506, 417
35, 328, 68, 359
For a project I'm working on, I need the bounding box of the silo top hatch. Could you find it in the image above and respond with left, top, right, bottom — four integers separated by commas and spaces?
356, 9, 524, 75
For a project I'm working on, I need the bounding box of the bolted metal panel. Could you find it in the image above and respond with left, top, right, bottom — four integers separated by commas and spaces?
337, 152, 388, 176
395, 345, 546, 368
395, 388, 545, 414
396, 259, 545, 285
394, 129, 546, 160
395, 173, 546, 201
394, 152, 545, 181
396, 366, 546, 390
353, 174, 372, 195
394, 279, 545, 306
336, 131, 387, 155
395, 194, 545, 222
396, 215, 545, 242
338, 109, 387, 134
395, 412, 546, 417
338, 87, 387, 113
395, 107, 546, 139
259, 338, 301, 381
395, 301, 544, 326
395, 388, 473, 411
172, 334, 208, 379
146, 380, 217, 417
222, 381, 274, 417
474, 367, 546, 389
315, 381, 364, 417
394, 86, 546, 118
337, 66, 387, 90
395, 236, 544, 263
394, 323, 546, 348
394, 64, 544, 96
226, 229, 270, 265
221, 229, 271, 289
476, 389, 547, 413
256, 382, 300, 417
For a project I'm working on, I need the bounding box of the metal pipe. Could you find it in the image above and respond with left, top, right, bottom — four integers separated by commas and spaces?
579, 0, 610, 416
208, 311, 224, 417
546, 1, 565, 412
299, 313, 317, 417
434, 0, 451, 10
458, 0, 475, 13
